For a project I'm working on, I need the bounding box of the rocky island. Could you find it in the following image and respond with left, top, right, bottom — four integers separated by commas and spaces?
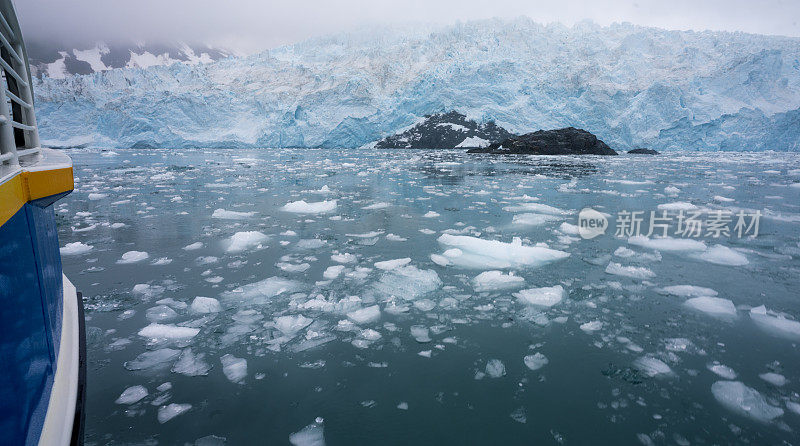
467, 127, 617, 155
374, 111, 511, 149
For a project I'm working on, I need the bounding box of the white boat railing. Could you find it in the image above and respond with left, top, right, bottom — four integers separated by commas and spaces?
0, 0, 40, 168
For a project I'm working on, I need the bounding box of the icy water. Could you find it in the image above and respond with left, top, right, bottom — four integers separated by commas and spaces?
57, 148, 800, 445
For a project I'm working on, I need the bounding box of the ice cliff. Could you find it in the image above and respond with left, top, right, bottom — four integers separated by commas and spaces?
33, 18, 800, 151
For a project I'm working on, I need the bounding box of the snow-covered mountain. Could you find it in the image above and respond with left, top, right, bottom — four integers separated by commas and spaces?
32, 19, 800, 151
27, 40, 233, 79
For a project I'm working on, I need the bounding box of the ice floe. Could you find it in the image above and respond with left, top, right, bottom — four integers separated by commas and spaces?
523, 353, 549, 371
282, 200, 337, 214
60, 241, 93, 255
212, 208, 256, 219
683, 297, 737, 319
225, 231, 268, 253
289, 418, 325, 446
434, 234, 569, 269
158, 403, 192, 423
347, 305, 381, 324
190, 296, 222, 314
220, 354, 247, 384
485, 359, 506, 378
118, 250, 149, 264
605, 262, 655, 279
471, 270, 525, 292
115, 385, 148, 404
138, 323, 200, 340
514, 286, 565, 307
374, 258, 411, 271
749, 306, 800, 342
711, 381, 783, 422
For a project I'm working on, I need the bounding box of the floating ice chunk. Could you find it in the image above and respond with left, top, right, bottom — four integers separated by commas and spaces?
158, 403, 192, 423
274, 315, 313, 336
115, 385, 148, 404
435, 234, 569, 269
749, 306, 800, 342
223, 277, 304, 303
759, 372, 788, 387
690, 245, 749, 266
410, 325, 431, 343
787, 401, 800, 415
714, 196, 735, 203
580, 321, 603, 333
60, 241, 93, 255
183, 242, 203, 250
657, 202, 697, 211
138, 323, 199, 340
220, 354, 247, 384
664, 186, 680, 195
124, 348, 180, 370
634, 356, 673, 377
605, 262, 655, 279
707, 362, 737, 379
331, 253, 356, 263
423, 211, 440, 218
289, 418, 325, 446
485, 359, 506, 378
711, 381, 784, 422
511, 213, 560, 226
88, 193, 107, 200
385, 234, 407, 242
152, 257, 172, 265
278, 262, 311, 273
362, 202, 392, 210
190, 296, 222, 314
418, 350, 432, 358
523, 353, 549, 371
373, 265, 441, 300
558, 222, 579, 235
347, 305, 380, 324
613, 246, 662, 262
397, 402, 409, 410
212, 209, 255, 219
374, 258, 411, 271
323, 265, 345, 279
472, 270, 525, 292
503, 202, 569, 215
514, 286, 565, 307
146, 305, 178, 322
282, 200, 337, 214
684, 297, 737, 319
413, 299, 435, 311
628, 236, 706, 252
225, 231, 268, 253
660, 285, 718, 297
118, 250, 149, 264
172, 348, 212, 376
296, 239, 326, 249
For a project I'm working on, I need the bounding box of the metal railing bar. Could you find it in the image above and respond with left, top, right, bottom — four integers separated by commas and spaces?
0, 30, 21, 65
6, 89, 30, 108
0, 12, 15, 42
15, 147, 40, 157
10, 120, 34, 131
0, 57, 27, 88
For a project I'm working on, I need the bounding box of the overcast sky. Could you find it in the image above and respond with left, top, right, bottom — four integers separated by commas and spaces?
16, 0, 800, 53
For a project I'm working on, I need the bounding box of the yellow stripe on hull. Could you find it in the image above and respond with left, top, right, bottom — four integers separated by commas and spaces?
0, 166, 74, 226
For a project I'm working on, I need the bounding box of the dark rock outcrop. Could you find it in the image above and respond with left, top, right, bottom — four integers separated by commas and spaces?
374, 111, 512, 149
628, 148, 660, 155
467, 127, 617, 155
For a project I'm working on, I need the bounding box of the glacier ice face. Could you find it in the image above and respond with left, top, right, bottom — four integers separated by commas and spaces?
34, 19, 800, 151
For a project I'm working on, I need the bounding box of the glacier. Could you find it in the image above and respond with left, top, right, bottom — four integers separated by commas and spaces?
33, 18, 800, 151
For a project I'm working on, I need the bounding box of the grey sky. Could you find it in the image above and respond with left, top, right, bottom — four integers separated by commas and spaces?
15, 0, 800, 53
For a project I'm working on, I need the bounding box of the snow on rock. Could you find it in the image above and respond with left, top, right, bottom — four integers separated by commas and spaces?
282, 200, 337, 214
220, 354, 247, 384
514, 285, 565, 307
115, 385, 148, 404
374, 258, 411, 270
683, 296, 738, 319
138, 323, 200, 340
749, 306, 800, 342
117, 250, 149, 264
523, 353, 549, 371
434, 234, 569, 269
471, 270, 525, 292
225, 231, 268, 253
347, 305, 381, 325
60, 241, 93, 255
190, 296, 222, 314
711, 381, 784, 422
158, 403, 192, 423
212, 208, 256, 219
